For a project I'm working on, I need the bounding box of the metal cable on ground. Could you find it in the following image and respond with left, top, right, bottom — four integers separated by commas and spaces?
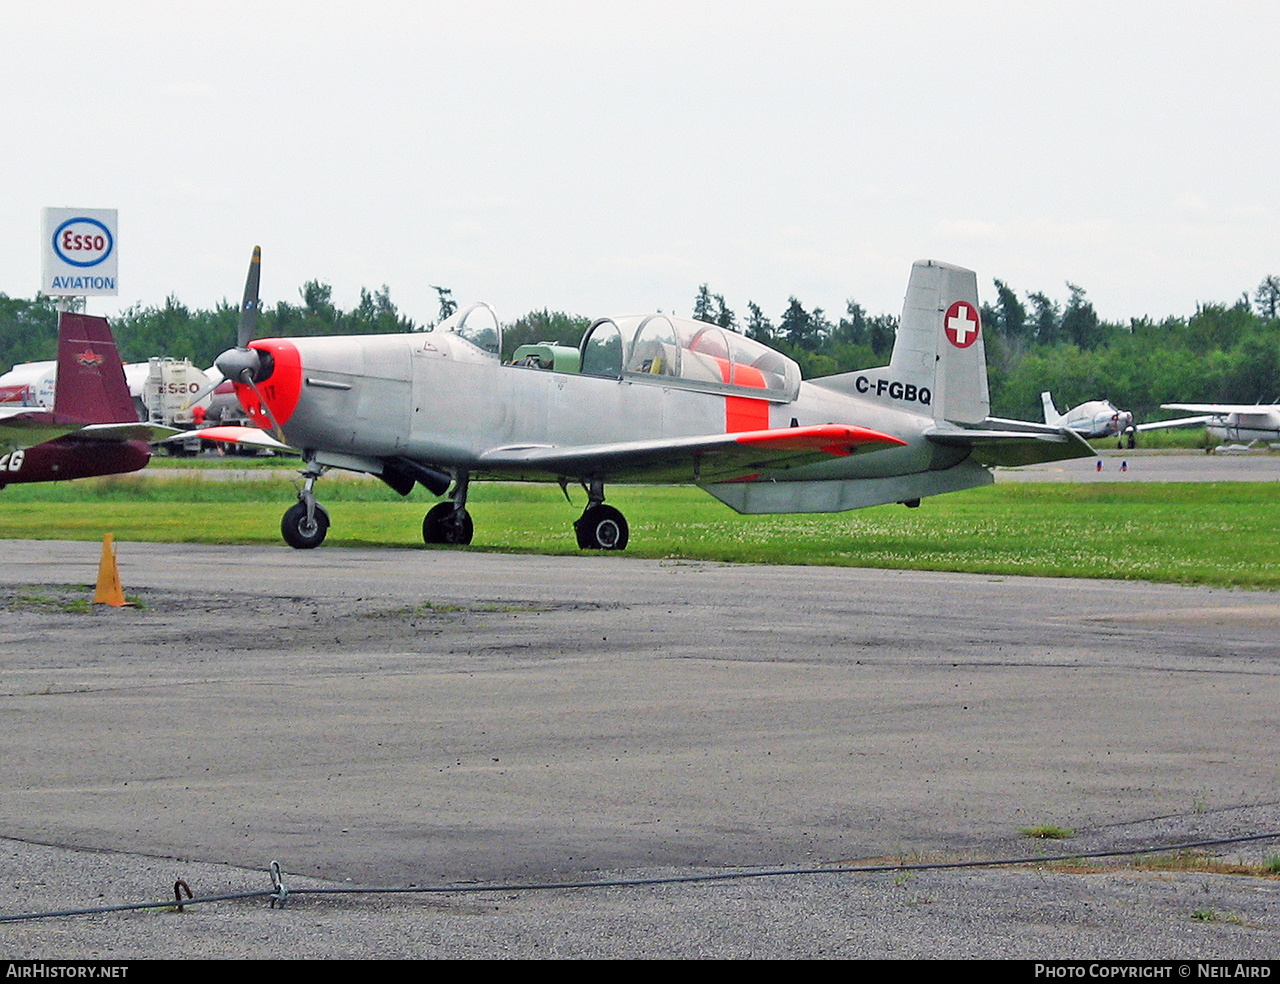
2, 830, 1278, 925
283, 830, 1280, 897
0, 889, 272, 924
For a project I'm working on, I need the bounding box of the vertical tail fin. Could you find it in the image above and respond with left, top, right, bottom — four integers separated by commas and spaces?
54, 313, 136, 424
1040, 392, 1062, 425
888, 260, 989, 424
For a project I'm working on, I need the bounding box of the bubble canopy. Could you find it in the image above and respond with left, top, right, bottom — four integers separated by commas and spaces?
431, 303, 501, 355
579, 315, 801, 402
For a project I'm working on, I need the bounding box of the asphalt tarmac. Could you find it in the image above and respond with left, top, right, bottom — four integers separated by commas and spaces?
1, 540, 1278, 959
994, 447, 1280, 483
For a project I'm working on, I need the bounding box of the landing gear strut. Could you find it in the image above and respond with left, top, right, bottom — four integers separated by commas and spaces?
281, 457, 330, 549
574, 479, 628, 550
423, 472, 473, 545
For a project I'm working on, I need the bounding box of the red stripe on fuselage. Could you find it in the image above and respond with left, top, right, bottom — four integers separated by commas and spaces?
709, 357, 770, 433
726, 395, 770, 432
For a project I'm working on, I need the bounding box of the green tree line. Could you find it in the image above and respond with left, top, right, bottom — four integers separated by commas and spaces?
0, 281, 418, 371
3, 274, 1277, 421
693, 276, 1280, 419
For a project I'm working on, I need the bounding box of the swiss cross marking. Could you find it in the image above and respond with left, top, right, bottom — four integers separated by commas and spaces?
944, 301, 980, 349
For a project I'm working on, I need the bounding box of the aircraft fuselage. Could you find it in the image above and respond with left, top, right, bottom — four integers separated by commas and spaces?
1207, 411, 1280, 443
241, 332, 961, 488
215, 256, 1088, 548
0, 432, 150, 488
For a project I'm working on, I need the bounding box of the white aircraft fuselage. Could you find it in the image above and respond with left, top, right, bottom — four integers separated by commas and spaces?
1041, 392, 1134, 440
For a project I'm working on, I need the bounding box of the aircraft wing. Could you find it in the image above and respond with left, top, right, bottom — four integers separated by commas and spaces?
1160, 404, 1280, 429
927, 420, 1094, 467
167, 425, 296, 451
475, 424, 907, 483
1135, 415, 1213, 432
1161, 403, 1271, 414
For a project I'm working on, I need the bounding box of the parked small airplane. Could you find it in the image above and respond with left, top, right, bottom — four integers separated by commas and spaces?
1041, 392, 1137, 446
197, 250, 1092, 549
0, 312, 176, 487
1158, 402, 1280, 444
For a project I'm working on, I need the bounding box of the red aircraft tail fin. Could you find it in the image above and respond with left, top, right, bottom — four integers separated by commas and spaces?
54, 313, 136, 424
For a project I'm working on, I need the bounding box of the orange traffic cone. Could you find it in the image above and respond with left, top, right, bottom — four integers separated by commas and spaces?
93, 534, 132, 607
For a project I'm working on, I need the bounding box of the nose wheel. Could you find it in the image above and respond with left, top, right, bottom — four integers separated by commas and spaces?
281, 500, 330, 549
281, 458, 330, 549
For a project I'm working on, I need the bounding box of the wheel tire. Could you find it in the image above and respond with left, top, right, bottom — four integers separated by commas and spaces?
574, 504, 628, 550
423, 502, 474, 545
281, 501, 329, 549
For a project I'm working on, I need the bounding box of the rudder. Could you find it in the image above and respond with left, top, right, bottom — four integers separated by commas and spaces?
888, 260, 989, 424
54, 313, 136, 424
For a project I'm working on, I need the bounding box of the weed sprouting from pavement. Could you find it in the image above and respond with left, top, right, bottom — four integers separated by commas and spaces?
1021, 825, 1075, 840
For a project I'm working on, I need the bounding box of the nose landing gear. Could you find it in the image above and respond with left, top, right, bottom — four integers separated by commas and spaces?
281, 458, 330, 549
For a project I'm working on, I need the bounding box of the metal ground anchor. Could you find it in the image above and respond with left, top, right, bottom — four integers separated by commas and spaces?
269, 860, 288, 908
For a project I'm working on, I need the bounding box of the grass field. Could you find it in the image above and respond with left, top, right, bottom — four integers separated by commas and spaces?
2, 472, 1276, 588
1089, 427, 1212, 451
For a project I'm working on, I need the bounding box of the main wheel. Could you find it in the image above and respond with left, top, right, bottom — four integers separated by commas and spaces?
281, 501, 330, 549
423, 502, 474, 545
574, 504, 629, 550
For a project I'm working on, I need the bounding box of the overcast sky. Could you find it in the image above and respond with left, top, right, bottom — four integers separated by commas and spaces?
2, 1, 1277, 331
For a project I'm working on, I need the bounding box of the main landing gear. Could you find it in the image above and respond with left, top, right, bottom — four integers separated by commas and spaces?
277, 459, 630, 552
573, 479, 629, 550
423, 473, 473, 545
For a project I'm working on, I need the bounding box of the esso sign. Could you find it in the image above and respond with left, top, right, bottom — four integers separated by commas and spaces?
41, 207, 119, 296
53, 217, 114, 268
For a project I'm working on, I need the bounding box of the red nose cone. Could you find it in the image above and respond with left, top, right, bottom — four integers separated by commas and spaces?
232, 339, 302, 430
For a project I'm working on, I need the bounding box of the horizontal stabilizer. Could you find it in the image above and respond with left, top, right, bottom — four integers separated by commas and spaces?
477, 424, 906, 484
82, 422, 183, 443
2, 409, 177, 452
928, 421, 1093, 467
0, 406, 79, 452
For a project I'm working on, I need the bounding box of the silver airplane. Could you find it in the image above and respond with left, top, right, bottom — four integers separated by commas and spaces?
1158, 402, 1280, 444
1041, 392, 1137, 446
198, 250, 1092, 549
